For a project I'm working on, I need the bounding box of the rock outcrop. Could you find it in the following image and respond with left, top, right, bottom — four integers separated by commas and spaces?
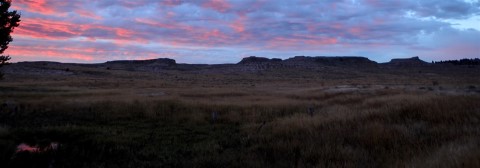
284, 56, 377, 66
386, 56, 428, 66
236, 56, 283, 71
238, 56, 377, 66
235, 56, 378, 71
104, 58, 176, 71
105, 58, 176, 66
4, 56, 439, 75
237, 56, 282, 64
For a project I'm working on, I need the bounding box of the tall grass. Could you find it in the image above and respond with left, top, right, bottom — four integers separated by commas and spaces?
1, 88, 479, 167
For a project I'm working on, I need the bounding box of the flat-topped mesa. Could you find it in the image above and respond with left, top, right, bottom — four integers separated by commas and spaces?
237, 56, 282, 64
105, 58, 176, 66
236, 56, 283, 71
103, 58, 177, 71
386, 56, 428, 66
284, 56, 377, 66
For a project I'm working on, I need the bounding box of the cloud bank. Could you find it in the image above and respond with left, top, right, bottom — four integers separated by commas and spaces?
6, 0, 480, 63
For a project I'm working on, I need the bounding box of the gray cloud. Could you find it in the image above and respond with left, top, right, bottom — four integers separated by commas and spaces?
9, 0, 480, 63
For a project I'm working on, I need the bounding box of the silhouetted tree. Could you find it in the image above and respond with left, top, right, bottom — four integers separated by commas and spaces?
433, 58, 480, 66
0, 0, 20, 79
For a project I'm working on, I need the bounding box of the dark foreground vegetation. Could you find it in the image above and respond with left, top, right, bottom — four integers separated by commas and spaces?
1, 90, 480, 167
433, 58, 480, 65
1, 58, 480, 167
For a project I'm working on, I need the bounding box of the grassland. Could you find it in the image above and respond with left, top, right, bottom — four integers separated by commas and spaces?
1, 62, 480, 167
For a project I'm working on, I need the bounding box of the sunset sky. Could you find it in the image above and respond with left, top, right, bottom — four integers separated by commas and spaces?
6, 0, 480, 64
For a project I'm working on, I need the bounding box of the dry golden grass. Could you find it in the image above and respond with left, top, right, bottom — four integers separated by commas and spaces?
0, 64, 479, 167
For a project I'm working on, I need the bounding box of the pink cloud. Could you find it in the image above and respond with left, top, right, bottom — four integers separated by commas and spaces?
15, 18, 80, 40
135, 18, 238, 47
7, 41, 181, 63
203, 0, 231, 12
230, 15, 246, 33
8, 45, 95, 61
15, 0, 56, 14
265, 36, 338, 50
13, 1, 99, 19
160, 0, 184, 6
13, 0, 80, 16
8, 0, 479, 63
15, 18, 144, 44
74, 9, 103, 20
135, 18, 190, 30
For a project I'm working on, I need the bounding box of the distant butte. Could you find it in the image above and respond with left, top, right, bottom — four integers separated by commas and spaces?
385, 56, 428, 66
238, 56, 282, 64
3, 55, 478, 77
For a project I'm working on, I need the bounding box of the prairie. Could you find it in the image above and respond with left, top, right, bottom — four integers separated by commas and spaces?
0, 60, 479, 167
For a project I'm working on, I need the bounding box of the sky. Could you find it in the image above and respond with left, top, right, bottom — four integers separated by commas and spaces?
5, 0, 480, 64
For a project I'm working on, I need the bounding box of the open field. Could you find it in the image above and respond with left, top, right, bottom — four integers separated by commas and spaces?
1, 59, 480, 167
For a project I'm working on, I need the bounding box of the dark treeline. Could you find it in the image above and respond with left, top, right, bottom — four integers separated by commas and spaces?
433, 58, 480, 65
